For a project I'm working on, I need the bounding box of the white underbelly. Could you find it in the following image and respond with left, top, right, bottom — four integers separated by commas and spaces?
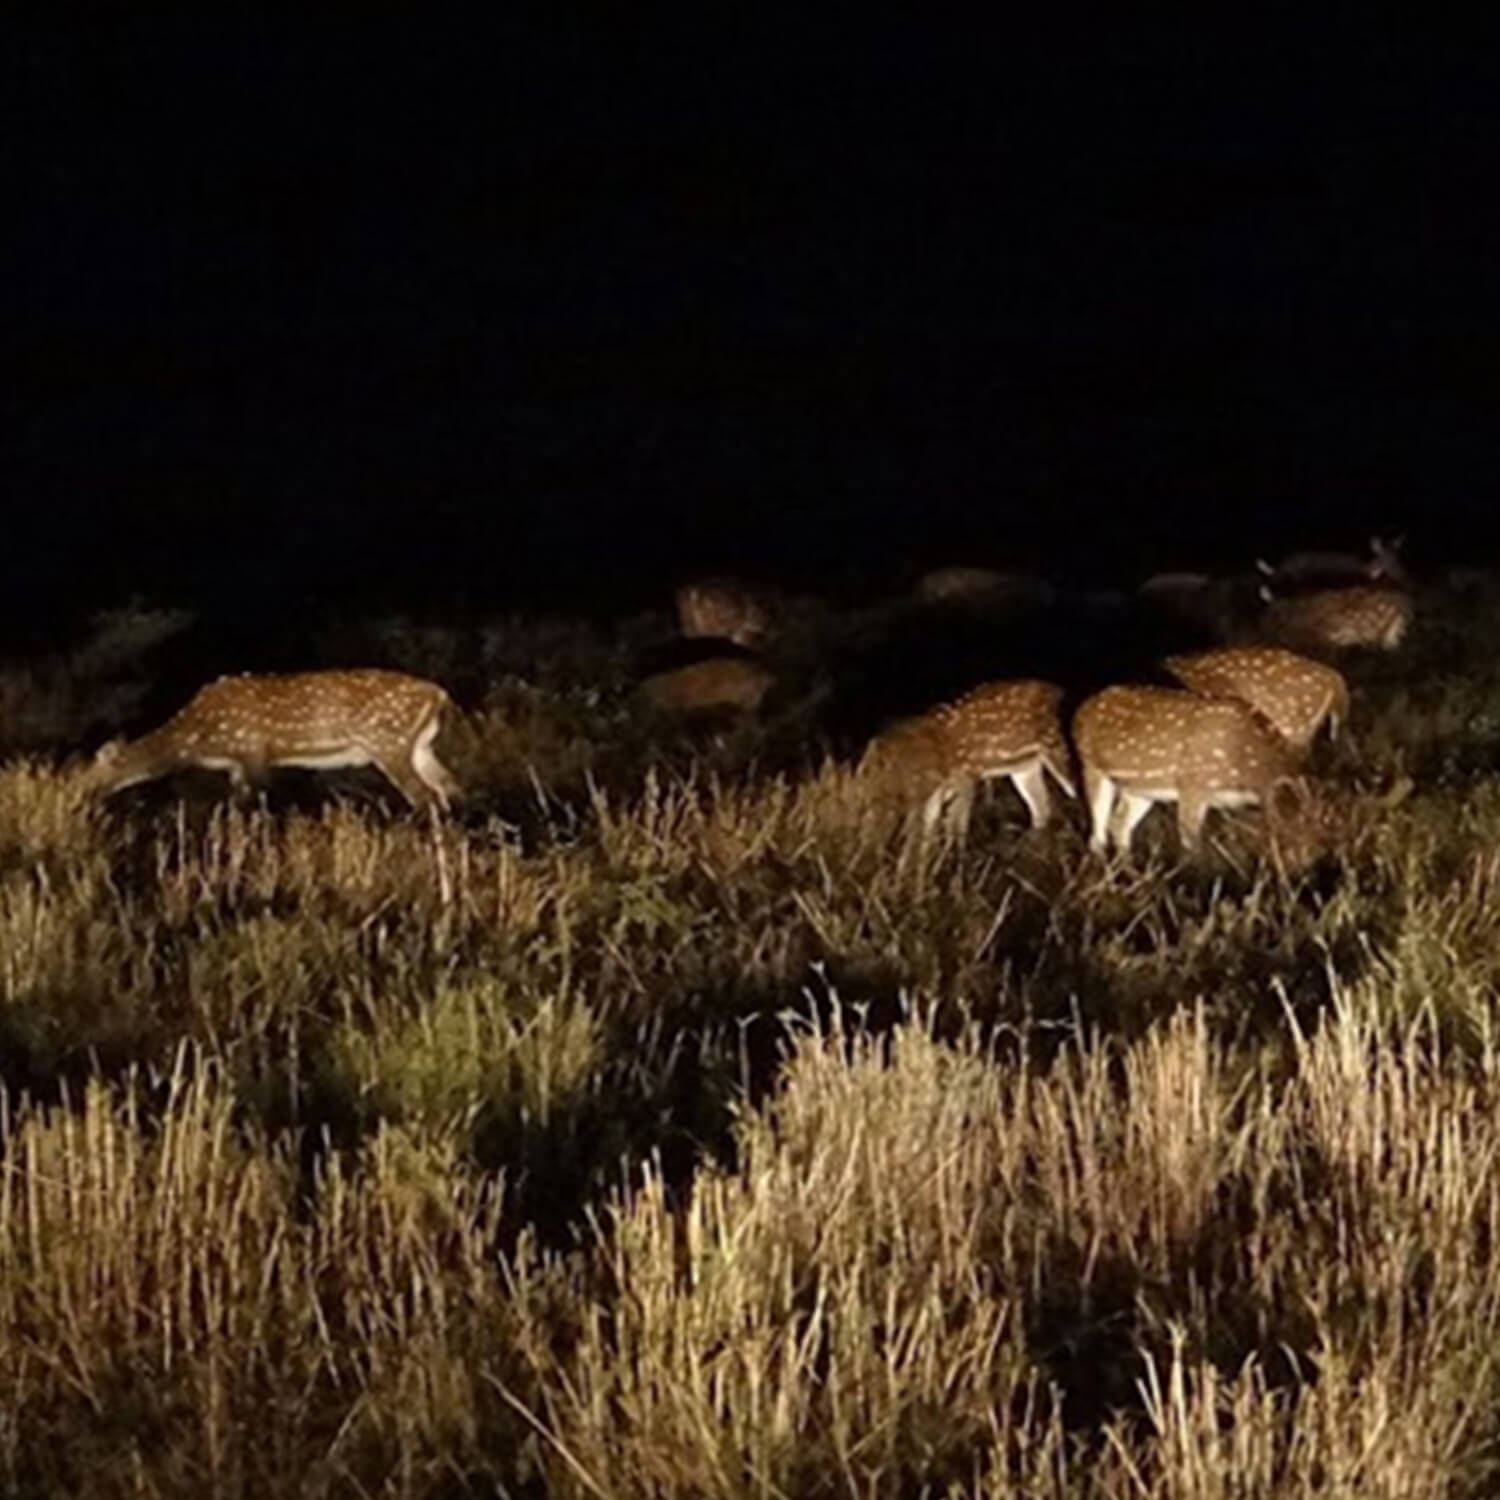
268, 747, 377, 771
1205, 788, 1261, 810
1117, 783, 1261, 809
978, 753, 1039, 780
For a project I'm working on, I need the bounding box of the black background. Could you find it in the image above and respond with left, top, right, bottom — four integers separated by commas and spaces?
10, 17, 1500, 636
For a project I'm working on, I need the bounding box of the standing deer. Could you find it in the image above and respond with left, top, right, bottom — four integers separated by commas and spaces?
1257, 585, 1413, 652
1255, 535, 1408, 591
89, 669, 462, 811
860, 679, 1076, 841
1072, 684, 1325, 859
1162, 646, 1349, 755
674, 578, 770, 650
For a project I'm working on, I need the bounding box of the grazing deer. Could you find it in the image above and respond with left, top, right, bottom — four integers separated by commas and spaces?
1162, 646, 1349, 755
1256, 535, 1408, 591
639, 658, 775, 716
1258, 585, 1413, 652
90, 669, 462, 811
674, 577, 770, 649
1072, 684, 1324, 858
860, 679, 1076, 840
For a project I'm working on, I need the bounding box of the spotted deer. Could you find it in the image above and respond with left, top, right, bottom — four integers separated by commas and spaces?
674, 578, 770, 649
1162, 646, 1349, 755
1256, 535, 1408, 591
860, 679, 1076, 840
1258, 585, 1413, 652
90, 669, 462, 811
1072, 684, 1326, 859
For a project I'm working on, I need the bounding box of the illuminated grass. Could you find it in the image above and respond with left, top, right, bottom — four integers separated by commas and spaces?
0, 582, 1495, 1494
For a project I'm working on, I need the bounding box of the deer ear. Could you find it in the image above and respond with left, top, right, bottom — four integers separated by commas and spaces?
1258, 583, 1274, 604
93, 739, 124, 768
1255, 558, 1274, 576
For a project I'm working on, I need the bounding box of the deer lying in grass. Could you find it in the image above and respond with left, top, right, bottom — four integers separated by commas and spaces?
674, 578, 770, 649
639, 658, 776, 716
860, 679, 1077, 842
1257, 585, 1413, 652
89, 669, 462, 812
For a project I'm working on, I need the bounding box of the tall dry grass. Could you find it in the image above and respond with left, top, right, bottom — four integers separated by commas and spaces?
0, 580, 1492, 1493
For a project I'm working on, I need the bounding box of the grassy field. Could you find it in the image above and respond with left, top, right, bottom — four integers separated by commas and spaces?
0, 576, 1499, 1496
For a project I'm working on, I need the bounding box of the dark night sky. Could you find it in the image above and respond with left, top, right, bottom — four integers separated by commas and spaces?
10, 17, 1500, 626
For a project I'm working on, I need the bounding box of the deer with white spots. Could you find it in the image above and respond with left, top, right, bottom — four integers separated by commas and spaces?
859, 679, 1076, 841
674, 577, 770, 649
1072, 684, 1326, 859
1162, 646, 1349, 756
89, 669, 462, 812
1256, 535, 1408, 591
1258, 585, 1413, 652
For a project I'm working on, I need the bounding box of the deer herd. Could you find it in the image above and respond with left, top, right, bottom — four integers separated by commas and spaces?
86, 535, 1419, 866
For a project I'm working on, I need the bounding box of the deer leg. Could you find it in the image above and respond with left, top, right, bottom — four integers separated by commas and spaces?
947, 777, 976, 845
1043, 751, 1078, 802
411, 718, 461, 810
1177, 789, 1210, 852
1114, 793, 1156, 854
370, 752, 445, 813
224, 761, 259, 804
1084, 767, 1115, 851
919, 784, 947, 840
1011, 762, 1051, 829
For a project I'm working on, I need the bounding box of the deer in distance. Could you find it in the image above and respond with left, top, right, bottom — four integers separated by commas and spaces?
1256, 535, 1408, 591
860, 679, 1077, 842
1162, 646, 1349, 756
1257, 585, 1414, 652
1071, 684, 1326, 861
639, 657, 776, 716
913, 567, 1056, 611
89, 669, 463, 812
674, 577, 770, 650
